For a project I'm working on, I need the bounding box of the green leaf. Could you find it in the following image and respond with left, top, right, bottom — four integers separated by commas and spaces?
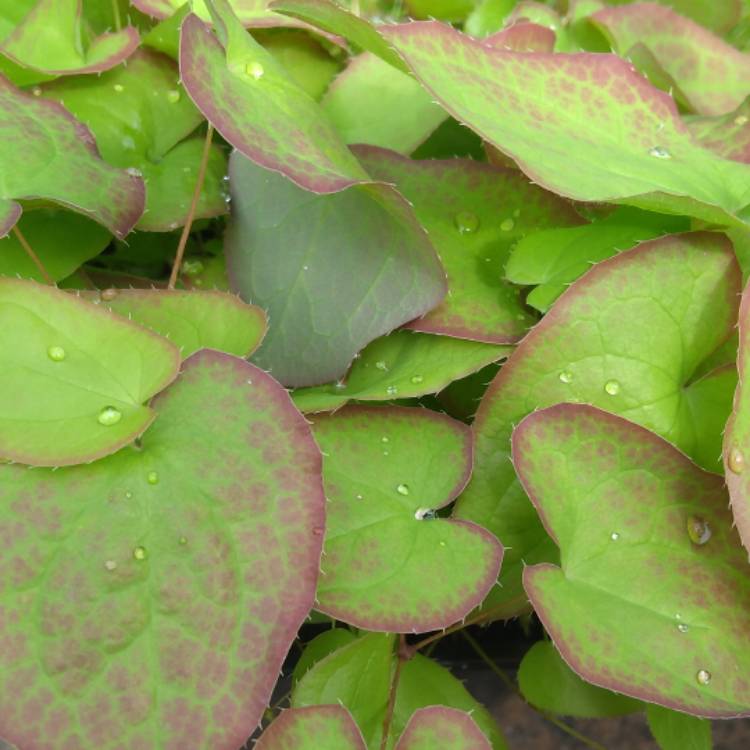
517, 403, 750, 716
142, 3, 191, 59
646, 705, 712, 750
180, 0, 368, 193
292, 331, 509, 414
518, 641, 643, 717
311, 406, 502, 631
0, 0, 138, 75
592, 4, 750, 116
394, 707, 491, 750
226, 152, 446, 387
257, 706, 366, 750
381, 22, 750, 227
0, 77, 144, 239
87, 289, 267, 358
687, 98, 750, 164
135, 0, 307, 29
465, 0, 515, 37
292, 628, 357, 685
0, 208, 111, 282
40, 49, 228, 232
0, 350, 326, 748
322, 54, 446, 154
505, 207, 690, 313
0, 278, 181, 466
458, 232, 740, 616
628, 0, 741, 34
355, 146, 581, 343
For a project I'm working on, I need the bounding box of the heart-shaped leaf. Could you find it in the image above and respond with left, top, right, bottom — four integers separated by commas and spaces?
292, 331, 510, 414
40, 49, 227, 232
311, 406, 502, 632
516, 403, 750, 717
592, 3, 750, 116
257, 706, 366, 750
381, 22, 750, 227
0, 0, 139, 75
646, 705, 712, 750
0, 278, 180, 466
0, 349, 325, 749
457, 232, 740, 616
180, 0, 367, 194
87, 289, 267, 358
394, 707, 491, 750
226, 151, 446, 387
355, 146, 582, 343
0, 76, 144, 239
687, 99, 750, 164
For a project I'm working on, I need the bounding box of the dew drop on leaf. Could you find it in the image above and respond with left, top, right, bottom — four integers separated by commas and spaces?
97, 406, 122, 426
334, 381, 346, 390
386, 385, 398, 396
687, 515, 712, 546
126, 167, 142, 177
677, 623, 689, 633
604, 379, 621, 396
113, 84, 124, 93
648, 146, 671, 159
396, 483, 410, 496
454, 210, 479, 234
558, 370, 573, 384
410, 374, 424, 384
375, 360, 388, 371
104, 559, 117, 571
355, 493, 363, 500
147, 471, 159, 485
47, 345, 65, 362
414, 507, 437, 520
133, 546, 148, 561
610, 531, 620, 541
179, 536, 188, 545
500, 218, 515, 232
381, 436, 389, 443
245, 61, 265, 79
166, 89, 181, 104
735, 115, 748, 126
728, 447, 745, 474
696, 669, 711, 685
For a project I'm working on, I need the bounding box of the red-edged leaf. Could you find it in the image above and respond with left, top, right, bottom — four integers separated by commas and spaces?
256, 706, 366, 749
395, 707, 491, 750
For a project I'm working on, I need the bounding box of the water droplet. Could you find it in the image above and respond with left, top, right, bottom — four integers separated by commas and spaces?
133, 546, 148, 561
302, 264, 309, 271
182, 259, 204, 276
355, 493, 363, 500
410, 375, 424, 384
179, 536, 188, 545
98, 406, 122, 426
648, 146, 671, 159
47, 345, 66, 362
147, 471, 159, 485
125, 491, 133, 499
375, 360, 388, 371
677, 623, 689, 633
245, 61, 265, 79
558, 370, 573, 384
381, 436, 389, 443
610, 532, 620, 541
728, 447, 745, 474
696, 669, 711, 685
735, 115, 749, 126
415, 507, 438, 520
604, 379, 621, 396
166, 89, 181, 103
113, 83, 125, 93
31, 86, 42, 96
383, 450, 390, 456
687, 515, 711, 545
396, 483, 410, 496
386, 385, 398, 396
100, 288, 117, 301
126, 167, 142, 177
222, 174, 230, 183
500, 218, 515, 232
334, 380, 346, 390
104, 559, 117, 571
454, 211, 480, 234
439, 540, 446, 546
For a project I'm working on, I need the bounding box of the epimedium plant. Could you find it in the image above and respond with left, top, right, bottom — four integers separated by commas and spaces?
4, 0, 750, 748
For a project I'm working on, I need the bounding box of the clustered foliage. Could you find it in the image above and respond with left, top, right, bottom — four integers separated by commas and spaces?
3, 0, 750, 748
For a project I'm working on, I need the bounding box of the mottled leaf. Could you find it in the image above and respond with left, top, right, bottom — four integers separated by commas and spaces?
0, 278, 180, 466
0, 77, 144, 239
87, 289, 267, 358
256, 706, 366, 750
180, 0, 367, 193
687, 99, 750, 164
292, 331, 509, 414
356, 146, 581, 343
518, 641, 643, 717
312, 406, 502, 632
485, 22, 556, 52
593, 3, 750, 116
0, 208, 110, 282
632, 0, 741, 33
0, 0, 138, 75
40, 49, 227, 231
0, 350, 325, 749
382, 22, 750, 227
394, 707, 491, 750
517, 403, 750, 716
226, 151, 446, 387
646, 705, 712, 750
458, 233, 740, 616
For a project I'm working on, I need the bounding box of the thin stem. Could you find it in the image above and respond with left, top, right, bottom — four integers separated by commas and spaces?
459, 630, 515, 691
167, 123, 214, 289
13, 225, 54, 285
111, 0, 122, 31
380, 635, 408, 750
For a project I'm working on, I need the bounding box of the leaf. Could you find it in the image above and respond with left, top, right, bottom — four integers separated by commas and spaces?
0, 77, 144, 239
0, 208, 111, 282
0, 278, 181, 466
505, 206, 690, 312
311, 406, 502, 632
457, 232, 740, 616
0, 200, 20, 237
465, 0, 515, 37
0, 350, 326, 749
381, 22, 750, 227
180, 0, 367, 194
517, 403, 750, 716
518, 641, 643, 717
484, 22, 556, 52
687, 99, 750, 164
0, 0, 138, 75
292, 628, 356, 685
646, 705, 712, 750
355, 146, 581, 343
394, 707, 491, 750
256, 706, 366, 750
292, 331, 510, 414
592, 3, 750, 116
639, 0, 741, 33
322, 54, 446, 154
226, 152, 446, 387
87, 289, 267, 358
40, 48, 227, 232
